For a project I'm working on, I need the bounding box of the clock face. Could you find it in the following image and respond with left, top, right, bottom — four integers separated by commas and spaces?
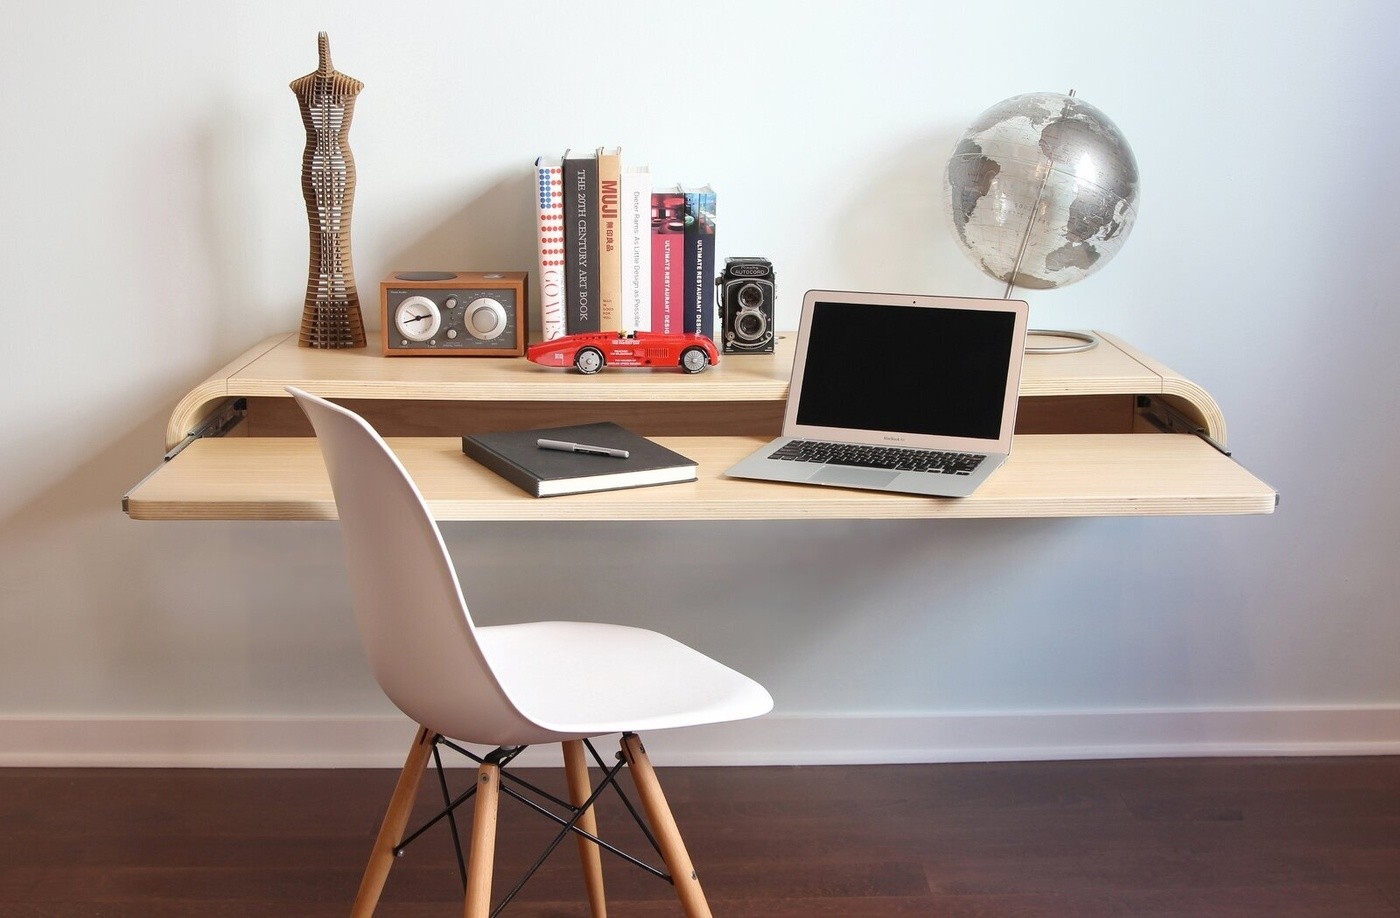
394, 295, 441, 342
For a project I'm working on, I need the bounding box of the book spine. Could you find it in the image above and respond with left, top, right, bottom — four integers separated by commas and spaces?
461, 439, 543, 497
620, 166, 652, 332
680, 185, 717, 339
563, 151, 600, 334
697, 186, 717, 340
650, 191, 686, 335
533, 157, 566, 341
596, 147, 623, 333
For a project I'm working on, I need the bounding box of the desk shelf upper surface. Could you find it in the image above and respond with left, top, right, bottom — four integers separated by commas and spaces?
167, 330, 1224, 449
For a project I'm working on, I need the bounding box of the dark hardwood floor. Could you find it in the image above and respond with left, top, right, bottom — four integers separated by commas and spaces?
2, 754, 1398, 916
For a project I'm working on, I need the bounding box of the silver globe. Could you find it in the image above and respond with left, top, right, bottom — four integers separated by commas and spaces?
944, 91, 1139, 291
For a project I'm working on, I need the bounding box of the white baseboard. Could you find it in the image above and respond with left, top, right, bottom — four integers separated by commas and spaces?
3, 706, 1399, 768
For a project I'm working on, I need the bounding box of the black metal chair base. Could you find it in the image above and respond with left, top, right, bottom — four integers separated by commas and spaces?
394, 733, 674, 916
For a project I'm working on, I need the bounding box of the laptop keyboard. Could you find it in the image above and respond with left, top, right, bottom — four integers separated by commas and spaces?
769, 440, 987, 475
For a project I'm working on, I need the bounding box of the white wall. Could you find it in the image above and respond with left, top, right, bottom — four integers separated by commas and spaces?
3, 1, 1399, 766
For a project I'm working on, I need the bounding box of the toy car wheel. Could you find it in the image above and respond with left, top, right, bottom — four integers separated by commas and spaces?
574, 347, 604, 374
680, 347, 710, 374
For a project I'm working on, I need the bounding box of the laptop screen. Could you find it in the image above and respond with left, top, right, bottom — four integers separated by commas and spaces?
790, 296, 1025, 445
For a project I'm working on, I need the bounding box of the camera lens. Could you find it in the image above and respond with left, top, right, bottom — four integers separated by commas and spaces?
735, 309, 767, 341
738, 283, 765, 309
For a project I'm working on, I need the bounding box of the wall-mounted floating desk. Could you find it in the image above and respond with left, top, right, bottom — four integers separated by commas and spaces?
123, 330, 1276, 522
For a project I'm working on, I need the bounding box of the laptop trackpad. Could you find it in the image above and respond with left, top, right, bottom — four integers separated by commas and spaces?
811, 466, 900, 489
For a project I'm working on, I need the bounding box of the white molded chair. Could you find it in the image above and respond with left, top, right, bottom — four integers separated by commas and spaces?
288, 387, 772, 917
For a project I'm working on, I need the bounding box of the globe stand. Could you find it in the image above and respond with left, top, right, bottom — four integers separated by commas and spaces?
1004, 244, 1100, 353
988, 89, 1115, 357
1025, 329, 1097, 354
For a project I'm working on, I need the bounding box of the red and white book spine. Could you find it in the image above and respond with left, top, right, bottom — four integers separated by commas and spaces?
534, 156, 566, 341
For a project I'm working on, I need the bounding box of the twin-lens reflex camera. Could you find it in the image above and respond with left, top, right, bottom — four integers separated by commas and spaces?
716, 256, 775, 354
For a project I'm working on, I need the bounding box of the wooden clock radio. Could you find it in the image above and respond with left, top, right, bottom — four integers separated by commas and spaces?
380, 271, 529, 356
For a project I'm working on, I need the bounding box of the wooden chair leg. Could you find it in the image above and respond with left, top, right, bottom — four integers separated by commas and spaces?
620, 734, 712, 918
463, 759, 502, 918
563, 739, 608, 917
352, 725, 434, 917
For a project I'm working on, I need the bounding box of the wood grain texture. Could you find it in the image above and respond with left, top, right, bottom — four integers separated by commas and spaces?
162, 330, 1220, 450
239, 396, 788, 439
136, 328, 1273, 522
165, 334, 290, 448
236, 394, 1134, 440
125, 433, 1277, 522
620, 735, 710, 917
464, 763, 501, 918
562, 740, 607, 917
1101, 331, 1227, 442
352, 726, 434, 917
2, 757, 1397, 916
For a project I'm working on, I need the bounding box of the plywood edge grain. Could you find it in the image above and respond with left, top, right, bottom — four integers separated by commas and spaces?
1019, 331, 1166, 398
1097, 330, 1228, 443
165, 333, 296, 450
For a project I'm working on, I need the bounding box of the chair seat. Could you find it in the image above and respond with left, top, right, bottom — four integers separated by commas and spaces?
476, 621, 773, 743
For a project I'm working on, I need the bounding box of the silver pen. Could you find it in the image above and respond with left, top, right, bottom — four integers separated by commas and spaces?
537, 438, 630, 459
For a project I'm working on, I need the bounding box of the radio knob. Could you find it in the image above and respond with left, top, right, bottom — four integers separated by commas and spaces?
443, 296, 458, 309
465, 296, 508, 340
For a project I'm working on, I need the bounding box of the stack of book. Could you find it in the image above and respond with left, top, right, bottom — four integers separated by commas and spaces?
534, 150, 716, 341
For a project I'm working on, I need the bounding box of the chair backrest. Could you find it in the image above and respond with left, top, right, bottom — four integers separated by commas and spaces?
288, 387, 533, 744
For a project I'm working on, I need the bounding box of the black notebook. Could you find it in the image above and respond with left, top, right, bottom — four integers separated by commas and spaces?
462, 422, 697, 497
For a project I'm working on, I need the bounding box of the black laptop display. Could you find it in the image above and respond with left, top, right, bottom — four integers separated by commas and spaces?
724, 290, 1029, 498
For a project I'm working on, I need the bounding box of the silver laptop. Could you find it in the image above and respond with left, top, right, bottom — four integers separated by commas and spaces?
725, 290, 1029, 497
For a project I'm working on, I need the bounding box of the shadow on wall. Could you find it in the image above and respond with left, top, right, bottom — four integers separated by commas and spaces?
375, 170, 537, 333
0, 401, 236, 708
442, 516, 1092, 711
829, 126, 997, 297
0, 394, 377, 713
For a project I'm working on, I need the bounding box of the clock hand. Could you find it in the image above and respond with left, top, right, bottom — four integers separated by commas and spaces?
404, 313, 432, 324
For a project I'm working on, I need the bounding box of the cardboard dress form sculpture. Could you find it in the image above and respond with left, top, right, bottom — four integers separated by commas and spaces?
291, 33, 366, 348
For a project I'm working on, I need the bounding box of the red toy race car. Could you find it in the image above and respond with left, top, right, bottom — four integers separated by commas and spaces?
526, 331, 720, 374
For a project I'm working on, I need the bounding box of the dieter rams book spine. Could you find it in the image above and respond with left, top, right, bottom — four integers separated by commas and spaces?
562, 149, 600, 334
620, 165, 652, 332
533, 156, 566, 341
650, 190, 686, 335
596, 147, 623, 333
